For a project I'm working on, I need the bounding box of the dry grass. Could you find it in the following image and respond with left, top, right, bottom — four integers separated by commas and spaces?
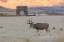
8, 36, 13, 42
22, 37, 32, 42
0, 16, 64, 42
55, 36, 64, 42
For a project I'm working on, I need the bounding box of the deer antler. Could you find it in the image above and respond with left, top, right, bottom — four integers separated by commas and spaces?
30, 18, 34, 23
28, 18, 34, 23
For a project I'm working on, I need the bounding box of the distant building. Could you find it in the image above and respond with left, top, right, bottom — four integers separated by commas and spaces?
28, 14, 36, 16
16, 6, 28, 16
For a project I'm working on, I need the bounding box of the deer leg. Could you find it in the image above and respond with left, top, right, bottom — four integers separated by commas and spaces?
48, 29, 50, 33
45, 29, 48, 35
46, 29, 50, 33
37, 30, 40, 36
47, 29, 52, 36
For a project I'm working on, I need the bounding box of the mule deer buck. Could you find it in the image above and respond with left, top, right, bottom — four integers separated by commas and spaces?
27, 19, 51, 36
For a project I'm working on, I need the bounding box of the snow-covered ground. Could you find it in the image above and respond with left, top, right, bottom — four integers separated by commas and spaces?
0, 16, 64, 42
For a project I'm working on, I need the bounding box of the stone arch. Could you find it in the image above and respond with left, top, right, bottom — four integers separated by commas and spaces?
16, 6, 28, 16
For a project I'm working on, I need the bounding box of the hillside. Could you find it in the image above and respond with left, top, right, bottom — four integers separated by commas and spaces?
0, 6, 64, 15
0, 6, 15, 12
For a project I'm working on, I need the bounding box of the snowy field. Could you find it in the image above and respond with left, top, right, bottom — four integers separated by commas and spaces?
0, 16, 64, 42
